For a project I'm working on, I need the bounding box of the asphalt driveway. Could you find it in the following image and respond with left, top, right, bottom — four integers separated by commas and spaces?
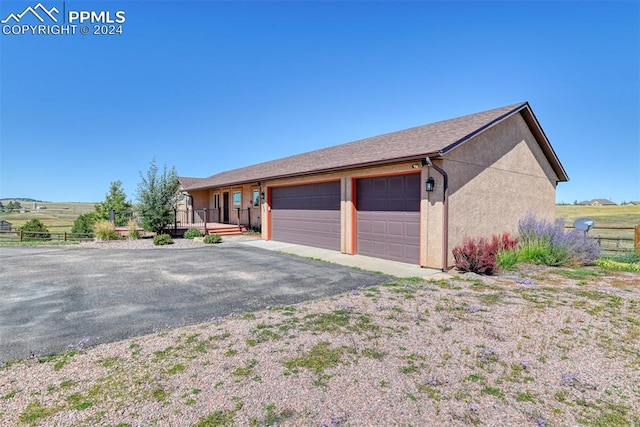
0, 242, 390, 363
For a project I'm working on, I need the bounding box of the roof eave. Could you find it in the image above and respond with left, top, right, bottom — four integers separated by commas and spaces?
440, 102, 569, 182
183, 154, 439, 191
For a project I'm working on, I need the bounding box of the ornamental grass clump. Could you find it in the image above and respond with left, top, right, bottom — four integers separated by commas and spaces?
517, 214, 600, 266
127, 219, 140, 240
94, 219, 119, 241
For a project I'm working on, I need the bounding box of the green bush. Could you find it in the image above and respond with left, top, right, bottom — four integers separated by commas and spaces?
203, 234, 222, 244
153, 234, 174, 245
184, 228, 203, 239
94, 220, 119, 241
71, 212, 97, 236
20, 219, 50, 241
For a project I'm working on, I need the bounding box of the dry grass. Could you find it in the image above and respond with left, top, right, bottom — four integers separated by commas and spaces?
1, 266, 638, 426
556, 205, 640, 228
0, 202, 94, 233
556, 205, 640, 252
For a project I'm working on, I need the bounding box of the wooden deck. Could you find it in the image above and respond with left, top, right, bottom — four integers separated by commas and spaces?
116, 222, 247, 237
204, 222, 247, 236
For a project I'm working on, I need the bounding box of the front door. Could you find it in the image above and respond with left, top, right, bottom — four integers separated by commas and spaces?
223, 192, 230, 223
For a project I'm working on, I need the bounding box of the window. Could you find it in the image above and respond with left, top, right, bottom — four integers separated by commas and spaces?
213, 194, 220, 209
233, 191, 242, 208
252, 189, 260, 208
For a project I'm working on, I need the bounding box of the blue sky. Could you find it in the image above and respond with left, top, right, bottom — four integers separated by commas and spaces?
0, 1, 638, 204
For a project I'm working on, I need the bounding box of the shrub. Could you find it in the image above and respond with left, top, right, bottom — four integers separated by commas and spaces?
203, 234, 222, 244
453, 232, 518, 275
491, 232, 519, 253
497, 250, 519, 270
184, 228, 203, 239
517, 214, 600, 266
71, 212, 96, 236
452, 237, 498, 275
153, 234, 173, 245
127, 219, 140, 240
94, 220, 119, 241
20, 219, 50, 241
595, 258, 640, 273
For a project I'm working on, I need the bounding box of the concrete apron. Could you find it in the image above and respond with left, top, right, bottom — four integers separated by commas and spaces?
239, 238, 449, 280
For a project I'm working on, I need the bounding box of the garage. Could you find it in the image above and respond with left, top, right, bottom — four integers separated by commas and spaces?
270, 181, 341, 250
356, 173, 421, 264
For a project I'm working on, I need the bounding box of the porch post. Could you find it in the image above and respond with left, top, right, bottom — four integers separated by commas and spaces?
174, 208, 177, 233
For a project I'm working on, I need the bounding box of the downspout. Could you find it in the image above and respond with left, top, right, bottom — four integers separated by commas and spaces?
425, 157, 449, 272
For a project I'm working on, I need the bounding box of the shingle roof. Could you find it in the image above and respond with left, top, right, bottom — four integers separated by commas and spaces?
591, 199, 617, 205
181, 102, 567, 190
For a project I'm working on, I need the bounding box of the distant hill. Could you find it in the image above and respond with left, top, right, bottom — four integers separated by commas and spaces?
0, 198, 46, 202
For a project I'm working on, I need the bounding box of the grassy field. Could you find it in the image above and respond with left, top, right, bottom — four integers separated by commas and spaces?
556, 205, 640, 228
0, 201, 95, 233
556, 205, 640, 252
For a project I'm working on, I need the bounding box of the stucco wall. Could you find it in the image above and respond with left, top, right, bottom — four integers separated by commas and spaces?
261, 162, 427, 258
441, 112, 560, 266
185, 112, 563, 269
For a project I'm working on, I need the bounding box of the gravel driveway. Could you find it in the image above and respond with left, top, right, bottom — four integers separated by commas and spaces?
0, 240, 390, 363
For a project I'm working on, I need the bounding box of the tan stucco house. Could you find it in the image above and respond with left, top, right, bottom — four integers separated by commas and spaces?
179, 102, 568, 270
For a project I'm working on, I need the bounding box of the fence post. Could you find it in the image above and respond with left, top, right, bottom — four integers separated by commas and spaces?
19, 230, 23, 242
64, 232, 67, 242
174, 208, 178, 233
635, 225, 640, 255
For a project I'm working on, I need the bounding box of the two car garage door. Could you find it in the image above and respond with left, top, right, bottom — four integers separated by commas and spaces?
270, 173, 421, 264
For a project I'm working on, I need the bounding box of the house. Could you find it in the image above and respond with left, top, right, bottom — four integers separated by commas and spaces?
0, 220, 12, 231
587, 199, 617, 206
625, 201, 640, 206
179, 102, 568, 270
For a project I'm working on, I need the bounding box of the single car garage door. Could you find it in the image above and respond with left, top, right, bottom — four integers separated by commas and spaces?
356, 173, 421, 264
271, 181, 341, 250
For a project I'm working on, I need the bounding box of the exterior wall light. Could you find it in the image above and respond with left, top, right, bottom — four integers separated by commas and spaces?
426, 177, 435, 192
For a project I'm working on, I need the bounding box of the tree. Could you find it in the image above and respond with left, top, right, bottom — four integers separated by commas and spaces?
20, 219, 50, 241
136, 160, 180, 234
94, 181, 133, 226
0, 201, 4, 212
6, 201, 21, 212
71, 212, 97, 236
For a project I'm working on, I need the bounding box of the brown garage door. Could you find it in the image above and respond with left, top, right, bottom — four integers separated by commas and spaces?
356, 174, 421, 264
271, 181, 341, 250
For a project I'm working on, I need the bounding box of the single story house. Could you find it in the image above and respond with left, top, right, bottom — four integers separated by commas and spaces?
580, 199, 617, 206
625, 201, 640, 206
179, 102, 568, 270
0, 220, 12, 231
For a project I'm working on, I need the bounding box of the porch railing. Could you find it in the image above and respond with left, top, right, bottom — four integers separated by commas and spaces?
111, 207, 260, 230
